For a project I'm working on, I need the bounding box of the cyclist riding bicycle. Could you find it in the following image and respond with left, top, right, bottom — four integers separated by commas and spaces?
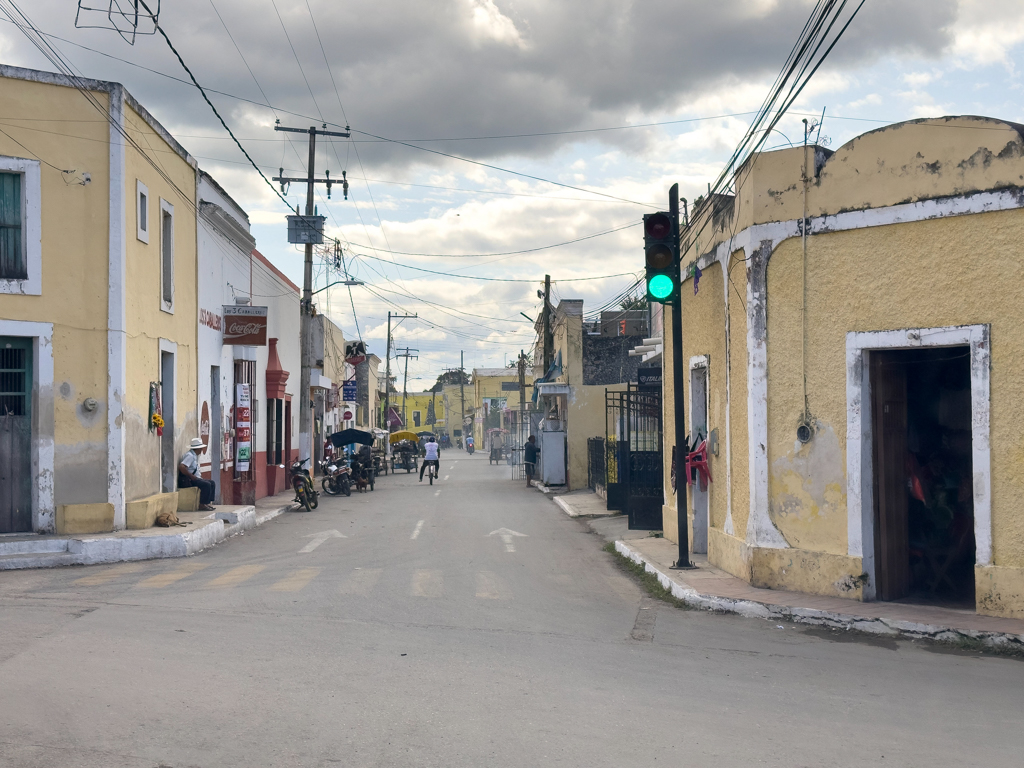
419, 434, 440, 482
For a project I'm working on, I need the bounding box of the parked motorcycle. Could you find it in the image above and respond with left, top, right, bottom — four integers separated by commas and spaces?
320, 458, 352, 497
290, 457, 320, 511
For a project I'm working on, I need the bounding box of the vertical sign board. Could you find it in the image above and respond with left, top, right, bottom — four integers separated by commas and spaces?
235, 383, 251, 472
342, 378, 357, 401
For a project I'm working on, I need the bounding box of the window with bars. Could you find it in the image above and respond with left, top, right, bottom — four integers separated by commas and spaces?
0, 343, 29, 416
266, 398, 283, 465
0, 172, 24, 280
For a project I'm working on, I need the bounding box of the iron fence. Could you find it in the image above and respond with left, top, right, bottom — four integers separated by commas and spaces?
587, 437, 606, 490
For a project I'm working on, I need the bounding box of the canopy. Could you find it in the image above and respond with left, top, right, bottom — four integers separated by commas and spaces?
329, 428, 374, 447
389, 430, 419, 445
416, 431, 434, 437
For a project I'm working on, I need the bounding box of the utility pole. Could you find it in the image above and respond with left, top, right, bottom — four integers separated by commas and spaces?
396, 347, 419, 428
272, 122, 349, 465
382, 311, 416, 432
541, 274, 553, 374
518, 349, 526, 447
460, 350, 466, 447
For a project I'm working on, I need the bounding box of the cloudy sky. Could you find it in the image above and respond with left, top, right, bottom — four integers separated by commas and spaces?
2, 0, 1023, 386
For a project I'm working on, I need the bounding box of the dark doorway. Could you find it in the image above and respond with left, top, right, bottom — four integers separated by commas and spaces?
160, 351, 175, 493
0, 337, 32, 532
871, 347, 975, 606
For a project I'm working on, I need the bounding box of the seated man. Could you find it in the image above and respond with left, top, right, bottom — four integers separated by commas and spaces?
178, 437, 216, 511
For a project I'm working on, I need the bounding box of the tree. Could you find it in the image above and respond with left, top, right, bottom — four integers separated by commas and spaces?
620, 292, 648, 311
431, 369, 470, 392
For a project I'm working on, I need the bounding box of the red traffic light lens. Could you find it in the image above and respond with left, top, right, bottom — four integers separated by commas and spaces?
645, 243, 673, 269
644, 213, 671, 240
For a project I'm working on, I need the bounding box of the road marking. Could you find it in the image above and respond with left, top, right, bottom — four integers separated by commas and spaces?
269, 567, 321, 592
339, 568, 382, 595
434, 490, 440, 497
444, 475, 449, 480
74, 563, 143, 586
204, 564, 265, 589
449, 465, 456, 470
411, 569, 443, 598
299, 529, 346, 553
475, 571, 511, 600
136, 563, 208, 589
488, 527, 527, 553
411, 520, 424, 540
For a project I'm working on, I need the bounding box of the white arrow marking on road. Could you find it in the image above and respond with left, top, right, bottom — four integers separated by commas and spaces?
444, 475, 450, 481
489, 527, 527, 553
411, 520, 424, 540
299, 530, 346, 553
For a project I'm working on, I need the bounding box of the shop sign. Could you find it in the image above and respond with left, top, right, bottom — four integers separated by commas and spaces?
638, 366, 662, 390
222, 305, 268, 346
235, 383, 251, 472
342, 378, 357, 401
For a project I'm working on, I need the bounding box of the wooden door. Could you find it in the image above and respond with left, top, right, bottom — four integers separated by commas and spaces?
0, 337, 32, 532
871, 351, 910, 601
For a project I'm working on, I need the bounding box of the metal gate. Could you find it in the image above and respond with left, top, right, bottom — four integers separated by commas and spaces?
0, 337, 32, 532
606, 386, 663, 530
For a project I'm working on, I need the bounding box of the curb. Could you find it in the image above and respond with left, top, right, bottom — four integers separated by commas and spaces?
0, 503, 293, 570
613, 540, 1024, 652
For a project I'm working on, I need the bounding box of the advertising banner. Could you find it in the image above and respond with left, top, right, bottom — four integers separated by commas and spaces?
235, 383, 251, 472
222, 305, 269, 346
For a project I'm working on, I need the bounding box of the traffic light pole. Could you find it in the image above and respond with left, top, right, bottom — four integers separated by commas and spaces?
668, 184, 694, 569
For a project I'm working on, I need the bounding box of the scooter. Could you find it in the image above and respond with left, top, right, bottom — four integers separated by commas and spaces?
290, 457, 320, 511
466, 441, 475, 455
320, 458, 352, 497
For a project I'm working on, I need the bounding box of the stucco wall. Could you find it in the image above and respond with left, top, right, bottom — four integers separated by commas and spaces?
766, 209, 1024, 568
123, 104, 198, 502
0, 77, 112, 518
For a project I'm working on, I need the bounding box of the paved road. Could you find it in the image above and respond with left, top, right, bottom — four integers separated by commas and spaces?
1, 453, 1022, 767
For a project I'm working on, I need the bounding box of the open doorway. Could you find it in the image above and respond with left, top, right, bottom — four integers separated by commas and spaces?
870, 347, 974, 606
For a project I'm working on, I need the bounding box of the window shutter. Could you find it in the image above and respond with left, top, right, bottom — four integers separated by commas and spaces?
0, 173, 24, 280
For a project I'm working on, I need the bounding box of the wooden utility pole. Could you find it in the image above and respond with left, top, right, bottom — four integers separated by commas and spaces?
542, 274, 553, 374
396, 347, 418, 428
272, 122, 349, 464
382, 311, 416, 432
460, 351, 466, 446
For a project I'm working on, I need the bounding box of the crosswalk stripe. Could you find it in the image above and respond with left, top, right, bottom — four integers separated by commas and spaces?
475, 571, 511, 600
411, 569, 443, 598
74, 563, 143, 586
339, 568, 382, 595
269, 568, 321, 592
203, 564, 265, 589
137, 563, 208, 589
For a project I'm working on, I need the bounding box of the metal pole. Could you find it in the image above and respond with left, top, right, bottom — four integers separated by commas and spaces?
298, 127, 316, 465
460, 350, 465, 448
542, 275, 553, 373
384, 312, 391, 432
669, 183, 693, 569
402, 351, 409, 428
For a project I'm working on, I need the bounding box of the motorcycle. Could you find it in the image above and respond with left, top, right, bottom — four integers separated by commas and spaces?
466, 440, 474, 455
290, 457, 320, 511
320, 458, 352, 497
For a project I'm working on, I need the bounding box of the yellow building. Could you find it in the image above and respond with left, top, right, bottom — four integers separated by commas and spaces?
400, 390, 445, 432
471, 367, 533, 448
660, 115, 1024, 618
0, 65, 198, 534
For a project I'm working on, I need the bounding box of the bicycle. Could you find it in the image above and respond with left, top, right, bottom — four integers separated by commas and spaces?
427, 460, 438, 485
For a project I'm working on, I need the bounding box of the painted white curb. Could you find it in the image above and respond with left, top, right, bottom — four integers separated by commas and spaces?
613, 540, 1024, 651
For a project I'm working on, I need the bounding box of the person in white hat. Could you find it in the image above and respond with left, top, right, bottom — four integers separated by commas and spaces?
178, 437, 216, 511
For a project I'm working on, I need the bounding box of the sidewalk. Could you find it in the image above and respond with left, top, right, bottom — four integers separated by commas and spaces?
0, 490, 296, 570
553, 489, 1024, 650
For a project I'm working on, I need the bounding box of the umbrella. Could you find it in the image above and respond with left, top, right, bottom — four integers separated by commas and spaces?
330, 428, 374, 447
389, 430, 419, 445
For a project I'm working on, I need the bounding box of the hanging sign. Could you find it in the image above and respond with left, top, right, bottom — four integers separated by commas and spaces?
222, 305, 268, 346
235, 383, 251, 472
342, 378, 358, 401
638, 366, 662, 390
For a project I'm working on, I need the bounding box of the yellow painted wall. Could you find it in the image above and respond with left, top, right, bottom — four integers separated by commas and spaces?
767, 210, 1024, 566
122, 104, 198, 501
727, 250, 751, 541
401, 391, 444, 430
0, 77, 112, 509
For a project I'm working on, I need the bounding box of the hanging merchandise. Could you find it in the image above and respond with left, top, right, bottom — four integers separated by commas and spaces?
149, 382, 164, 436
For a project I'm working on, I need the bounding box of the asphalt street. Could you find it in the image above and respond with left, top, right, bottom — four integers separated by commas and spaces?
1, 452, 1022, 767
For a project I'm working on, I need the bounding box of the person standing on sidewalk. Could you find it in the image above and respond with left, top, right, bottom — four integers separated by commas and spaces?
524, 435, 539, 487
178, 438, 216, 511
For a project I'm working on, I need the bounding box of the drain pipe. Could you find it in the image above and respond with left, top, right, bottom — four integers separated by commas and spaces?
798, 119, 812, 444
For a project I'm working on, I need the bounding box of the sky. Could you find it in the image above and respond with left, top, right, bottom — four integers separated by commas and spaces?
2, 0, 1024, 388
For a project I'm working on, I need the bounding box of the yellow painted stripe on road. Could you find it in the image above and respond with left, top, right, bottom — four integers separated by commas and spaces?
269, 568, 321, 592
203, 564, 265, 589
136, 563, 208, 589
74, 563, 143, 586
411, 569, 443, 598
475, 571, 510, 600
339, 568, 382, 596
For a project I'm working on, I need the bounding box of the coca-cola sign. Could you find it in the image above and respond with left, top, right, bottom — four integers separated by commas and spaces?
221, 305, 268, 346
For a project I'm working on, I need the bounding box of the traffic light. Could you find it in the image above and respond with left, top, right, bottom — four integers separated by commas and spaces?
644, 210, 679, 303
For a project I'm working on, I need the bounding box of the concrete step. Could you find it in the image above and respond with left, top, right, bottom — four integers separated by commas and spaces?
0, 552, 82, 570
0, 538, 71, 556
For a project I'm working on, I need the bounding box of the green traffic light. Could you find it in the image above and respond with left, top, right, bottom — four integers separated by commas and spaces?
648, 274, 674, 300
